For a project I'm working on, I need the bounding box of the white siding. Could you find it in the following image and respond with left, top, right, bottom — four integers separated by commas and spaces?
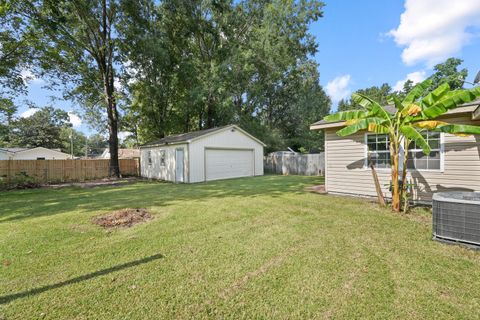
188, 128, 264, 183
325, 115, 480, 202
0, 151, 10, 160
205, 149, 254, 181
12, 148, 70, 160
140, 144, 188, 182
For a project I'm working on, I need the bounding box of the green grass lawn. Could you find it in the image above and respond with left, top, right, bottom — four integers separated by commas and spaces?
1, 175, 480, 319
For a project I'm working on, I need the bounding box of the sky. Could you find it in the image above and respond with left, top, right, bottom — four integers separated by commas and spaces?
14, 0, 480, 134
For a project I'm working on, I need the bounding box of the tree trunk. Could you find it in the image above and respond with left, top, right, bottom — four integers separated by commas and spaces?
206, 95, 215, 129
105, 81, 120, 177
370, 164, 386, 206
391, 146, 401, 212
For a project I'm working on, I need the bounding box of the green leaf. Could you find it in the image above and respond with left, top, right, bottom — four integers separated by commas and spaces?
400, 126, 431, 155
421, 83, 450, 108
436, 123, 480, 135
391, 96, 404, 110
336, 117, 387, 136
352, 93, 391, 121
423, 86, 480, 118
323, 110, 368, 122
403, 79, 432, 105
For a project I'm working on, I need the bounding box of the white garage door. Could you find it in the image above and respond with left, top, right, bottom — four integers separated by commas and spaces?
205, 148, 254, 181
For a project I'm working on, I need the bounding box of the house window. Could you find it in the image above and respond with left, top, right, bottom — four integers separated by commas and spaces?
407, 131, 442, 170
147, 151, 152, 165
36, 157, 46, 160
160, 150, 166, 166
366, 134, 391, 168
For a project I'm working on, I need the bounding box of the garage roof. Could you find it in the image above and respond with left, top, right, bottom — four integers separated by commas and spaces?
141, 125, 266, 147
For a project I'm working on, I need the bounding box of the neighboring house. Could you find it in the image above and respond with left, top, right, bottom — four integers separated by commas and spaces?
99, 148, 140, 159
140, 125, 265, 183
310, 101, 480, 202
0, 147, 71, 160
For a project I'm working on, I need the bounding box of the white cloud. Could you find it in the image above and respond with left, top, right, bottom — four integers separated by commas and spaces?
68, 112, 82, 128
393, 70, 427, 91
389, 0, 480, 66
118, 131, 132, 142
20, 108, 39, 118
20, 69, 45, 85
326, 75, 352, 103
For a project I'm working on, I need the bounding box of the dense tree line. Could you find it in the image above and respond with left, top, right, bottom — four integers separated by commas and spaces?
337, 58, 469, 112
0, 0, 331, 176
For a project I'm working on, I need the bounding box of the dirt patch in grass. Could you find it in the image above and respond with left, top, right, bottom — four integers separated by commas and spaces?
92, 208, 152, 228
305, 185, 326, 194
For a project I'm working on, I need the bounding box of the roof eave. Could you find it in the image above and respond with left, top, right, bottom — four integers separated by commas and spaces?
310, 105, 480, 131
140, 140, 191, 149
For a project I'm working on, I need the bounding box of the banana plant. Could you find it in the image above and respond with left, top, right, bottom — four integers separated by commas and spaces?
323, 79, 480, 212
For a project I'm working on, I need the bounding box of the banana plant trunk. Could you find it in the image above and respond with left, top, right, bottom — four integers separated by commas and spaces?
391, 142, 401, 212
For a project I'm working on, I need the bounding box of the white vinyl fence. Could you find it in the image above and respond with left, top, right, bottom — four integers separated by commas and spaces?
264, 153, 325, 176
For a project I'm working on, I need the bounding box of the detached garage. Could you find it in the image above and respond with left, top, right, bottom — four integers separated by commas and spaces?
140, 125, 265, 183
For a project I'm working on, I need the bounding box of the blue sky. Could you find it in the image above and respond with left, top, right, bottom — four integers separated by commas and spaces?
15, 0, 480, 134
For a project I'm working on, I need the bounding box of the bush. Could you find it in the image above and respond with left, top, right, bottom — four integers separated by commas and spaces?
0, 172, 40, 190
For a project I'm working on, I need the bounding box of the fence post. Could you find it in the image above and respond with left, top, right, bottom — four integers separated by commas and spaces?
7, 159, 12, 183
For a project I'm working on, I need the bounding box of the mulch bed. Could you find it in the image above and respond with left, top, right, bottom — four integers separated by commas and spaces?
92, 208, 152, 228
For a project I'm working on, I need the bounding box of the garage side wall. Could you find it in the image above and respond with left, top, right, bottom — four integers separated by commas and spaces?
189, 129, 264, 183
140, 144, 188, 182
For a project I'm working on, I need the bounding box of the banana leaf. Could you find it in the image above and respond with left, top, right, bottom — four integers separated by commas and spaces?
435, 123, 480, 135
421, 83, 450, 108
323, 110, 368, 122
423, 87, 480, 118
336, 117, 387, 136
400, 126, 431, 155
403, 79, 432, 105
352, 93, 391, 121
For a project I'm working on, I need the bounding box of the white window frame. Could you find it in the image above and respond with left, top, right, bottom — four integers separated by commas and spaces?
147, 150, 152, 166
406, 131, 444, 172
160, 150, 166, 167
364, 133, 391, 171
364, 132, 444, 172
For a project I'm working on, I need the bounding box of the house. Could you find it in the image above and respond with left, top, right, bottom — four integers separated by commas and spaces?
0, 147, 71, 160
310, 101, 480, 202
99, 148, 140, 159
140, 125, 265, 183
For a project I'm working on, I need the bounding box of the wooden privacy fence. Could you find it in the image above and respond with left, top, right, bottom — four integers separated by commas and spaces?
0, 159, 140, 185
264, 153, 325, 176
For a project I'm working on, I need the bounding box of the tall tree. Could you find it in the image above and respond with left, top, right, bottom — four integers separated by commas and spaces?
17, 0, 122, 176
337, 83, 393, 111
0, 98, 17, 146
429, 57, 468, 92
9, 106, 70, 149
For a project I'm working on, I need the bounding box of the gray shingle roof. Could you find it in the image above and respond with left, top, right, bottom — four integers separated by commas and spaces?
142, 125, 232, 147
0, 147, 30, 153
311, 100, 480, 127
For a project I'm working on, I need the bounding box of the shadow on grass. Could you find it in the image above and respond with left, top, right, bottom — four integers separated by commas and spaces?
0, 253, 163, 305
0, 175, 324, 224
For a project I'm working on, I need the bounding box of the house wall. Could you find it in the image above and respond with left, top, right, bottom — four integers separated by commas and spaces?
189, 128, 264, 183
140, 144, 188, 182
325, 114, 480, 202
12, 148, 70, 160
0, 151, 10, 160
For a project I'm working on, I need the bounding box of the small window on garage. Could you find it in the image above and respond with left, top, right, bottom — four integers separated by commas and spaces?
160, 150, 166, 166
147, 151, 152, 165
37, 157, 46, 160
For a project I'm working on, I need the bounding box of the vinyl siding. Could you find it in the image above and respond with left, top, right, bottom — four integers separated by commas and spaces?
188, 128, 264, 183
325, 114, 480, 202
140, 144, 188, 182
12, 148, 70, 160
